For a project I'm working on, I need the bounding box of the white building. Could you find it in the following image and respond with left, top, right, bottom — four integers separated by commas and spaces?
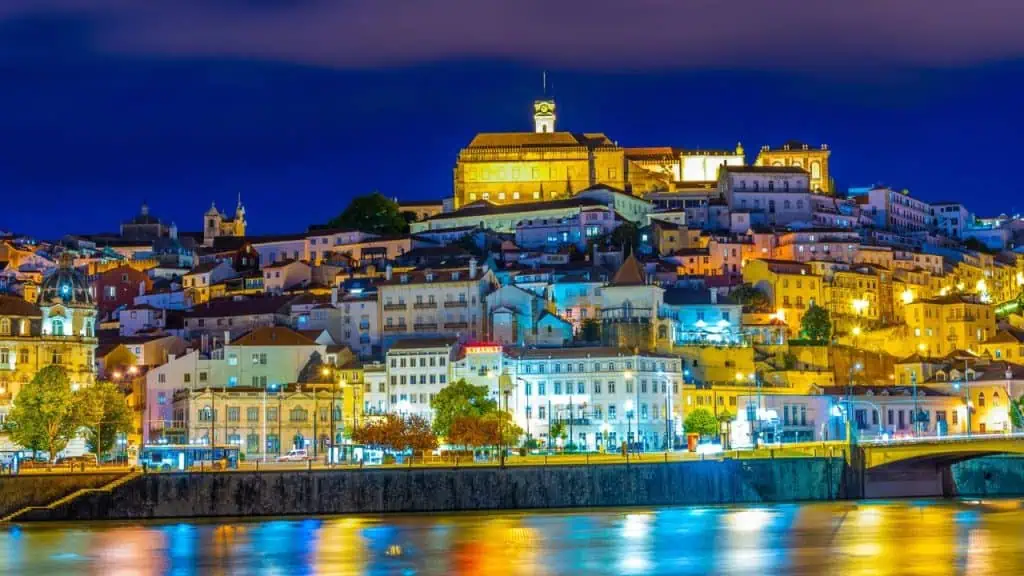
505, 347, 683, 451
385, 337, 456, 420
144, 326, 325, 443
854, 186, 930, 233
719, 166, 814, 227
377, 259, 497, 347
930, 202, 972, 239
513, 204, 617, 251
118, 304, 166, 336
262, 259, 311, 294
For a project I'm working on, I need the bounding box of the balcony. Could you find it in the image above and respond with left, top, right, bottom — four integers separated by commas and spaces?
383, 324, 408, 333
552, 417, 592, 427
444, 321, 469, 329
414, 322, 439, 331
444, 300, 468, 309
383, 303, 407, 311
413, 302, 438, 310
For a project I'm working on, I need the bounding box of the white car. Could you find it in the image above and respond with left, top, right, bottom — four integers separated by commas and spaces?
277, 449, 309, 462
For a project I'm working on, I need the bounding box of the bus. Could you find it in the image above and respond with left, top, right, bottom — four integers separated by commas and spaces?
139, 444, 240, 471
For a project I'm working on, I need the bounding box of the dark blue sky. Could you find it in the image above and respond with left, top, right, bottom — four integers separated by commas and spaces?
2, 4, 1023, 239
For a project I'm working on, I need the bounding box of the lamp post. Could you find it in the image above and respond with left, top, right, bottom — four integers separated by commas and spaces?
624, 370, 634, 453
847, 362, 862, 444
625, 399, 634, 463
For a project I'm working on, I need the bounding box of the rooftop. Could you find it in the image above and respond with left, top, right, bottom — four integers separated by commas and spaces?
231, 326, 319, 347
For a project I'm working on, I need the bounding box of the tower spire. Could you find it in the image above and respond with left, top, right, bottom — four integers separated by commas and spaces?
543, 71, 547, 96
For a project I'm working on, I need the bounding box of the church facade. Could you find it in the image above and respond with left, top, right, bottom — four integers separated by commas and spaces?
452, 99, 832, 208
0, 255, 98, 424
203, 197, 247, 246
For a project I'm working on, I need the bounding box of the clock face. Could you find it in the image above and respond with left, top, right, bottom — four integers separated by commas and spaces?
539, 103, 549, 113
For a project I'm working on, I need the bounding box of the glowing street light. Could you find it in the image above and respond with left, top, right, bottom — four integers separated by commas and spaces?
851, 298, 869, 315
900, 290, 914, 305
852, 326, 862, 337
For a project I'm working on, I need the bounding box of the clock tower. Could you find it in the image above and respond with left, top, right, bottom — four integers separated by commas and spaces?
533, 99, 556, 133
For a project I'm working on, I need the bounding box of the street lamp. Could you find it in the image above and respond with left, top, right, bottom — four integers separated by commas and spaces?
625, 399, 634, 462
600, 422, 610, 453
847, 362, 863, 444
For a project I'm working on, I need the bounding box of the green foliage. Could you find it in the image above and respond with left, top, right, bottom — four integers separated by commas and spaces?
684, 408, 719, 438
610, 221, 639, 252
731, 284, 770, 313
548, 421, 567, 447
800, 304, 832, 343
77, 381, 133, 458
579, 319, 601, 343
1011, 395, 1024, 430
5, 366, 81, 463
429, 379, 497, 438
716, 410, 734, 424
327, 192, 410, 235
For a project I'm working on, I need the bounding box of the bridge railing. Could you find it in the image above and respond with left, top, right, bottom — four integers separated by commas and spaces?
859, 432, 1024, 448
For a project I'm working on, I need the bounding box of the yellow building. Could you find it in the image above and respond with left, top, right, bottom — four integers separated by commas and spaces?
743, 259, 824, 336
755, 141, 832, 194
979, 329, 1024, 362
904, 294, 996, 357
0, 257, 99, 423
453, 99, 745, 208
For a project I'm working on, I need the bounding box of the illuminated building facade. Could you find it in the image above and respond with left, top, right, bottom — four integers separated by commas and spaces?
452, 99, 749, 208
754, 141, 832, 194
0, 256, 98, 423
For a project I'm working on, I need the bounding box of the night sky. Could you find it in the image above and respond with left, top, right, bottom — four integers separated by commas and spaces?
2, 1, 1023, 239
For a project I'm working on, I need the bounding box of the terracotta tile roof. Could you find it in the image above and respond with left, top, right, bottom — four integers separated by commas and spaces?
609, 254, 646, 286
0, 295, 40, 317
388, 336, 458, 350
231, 326, 319, 347
184, 296, 294, 318
466, 132, 613, 149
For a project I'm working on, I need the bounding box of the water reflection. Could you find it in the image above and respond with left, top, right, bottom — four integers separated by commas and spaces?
3, 500, 1024, 575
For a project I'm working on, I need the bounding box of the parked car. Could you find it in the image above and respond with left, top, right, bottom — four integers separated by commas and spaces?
277, 449, 309, 462
57, 454, 99, 468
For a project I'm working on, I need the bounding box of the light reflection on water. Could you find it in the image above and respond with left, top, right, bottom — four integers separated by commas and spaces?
2, 499, 1024, 575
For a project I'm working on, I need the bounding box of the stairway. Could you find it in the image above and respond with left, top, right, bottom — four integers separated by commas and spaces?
1, 471, 141, 523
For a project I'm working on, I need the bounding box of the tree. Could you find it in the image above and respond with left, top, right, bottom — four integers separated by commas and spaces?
579, 319, 601, 343
548, 421, 567, 449
731, 284, 770, 313
429, 379, 497, 438
326, 192, 410, 235
352, 414, 405, 451
481, 411, 523, 448
5, 366, 81, 464
800, 304, 832, 343
1012, 395, 1024, 430
398, 414, 438, 456
684, 409, 719, 438
716, 410, 734, 425
77, 381, 133, 459
449, 415, 488, 449
610, 221, 639, 252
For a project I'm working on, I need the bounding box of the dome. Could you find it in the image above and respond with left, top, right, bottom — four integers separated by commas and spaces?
39, 255, 93, 306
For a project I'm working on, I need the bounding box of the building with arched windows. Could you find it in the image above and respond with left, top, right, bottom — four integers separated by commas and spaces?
0, 255, 98, 425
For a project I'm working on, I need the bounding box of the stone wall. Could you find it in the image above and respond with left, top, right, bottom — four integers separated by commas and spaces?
24, 458, 846, 521
0, 473, 124, 517
953, 456, 1024, 496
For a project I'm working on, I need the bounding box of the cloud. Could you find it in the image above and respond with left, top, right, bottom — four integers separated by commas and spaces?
2, 0, 1024, 70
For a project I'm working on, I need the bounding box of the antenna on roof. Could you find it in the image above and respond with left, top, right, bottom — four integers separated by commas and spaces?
542, 71, 547, 96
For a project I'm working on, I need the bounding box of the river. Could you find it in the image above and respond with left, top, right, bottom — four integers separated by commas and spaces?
2, 499, 1023, 575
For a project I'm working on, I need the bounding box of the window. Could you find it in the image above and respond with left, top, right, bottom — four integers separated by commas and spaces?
290, 407, 309, 422
227, 407, 240, 422
51, 349, 62, 365
198, 406, 214, 422
0, 319, 9, 335
0, 348, 8, 366
247, 407, 259, 422
538, 406, 547, 419
199, 372, 208, 383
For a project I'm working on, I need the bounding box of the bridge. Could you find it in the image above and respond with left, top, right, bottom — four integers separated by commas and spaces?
859, 433, 1024, 469
851, 433, 1024, 498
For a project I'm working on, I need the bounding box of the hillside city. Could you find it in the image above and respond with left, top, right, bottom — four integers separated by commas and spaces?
2, 97, 1024, 464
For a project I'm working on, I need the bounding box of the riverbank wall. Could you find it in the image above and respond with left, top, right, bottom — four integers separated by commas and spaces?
953, 456, 1024, 496
0, 473, 124, 518
16, 458, 847, 521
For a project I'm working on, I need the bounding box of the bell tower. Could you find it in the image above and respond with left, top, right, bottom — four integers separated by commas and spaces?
533, 99, 556, 133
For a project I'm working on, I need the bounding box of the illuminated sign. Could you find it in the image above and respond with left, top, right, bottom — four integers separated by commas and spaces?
465, 343, 502, 354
